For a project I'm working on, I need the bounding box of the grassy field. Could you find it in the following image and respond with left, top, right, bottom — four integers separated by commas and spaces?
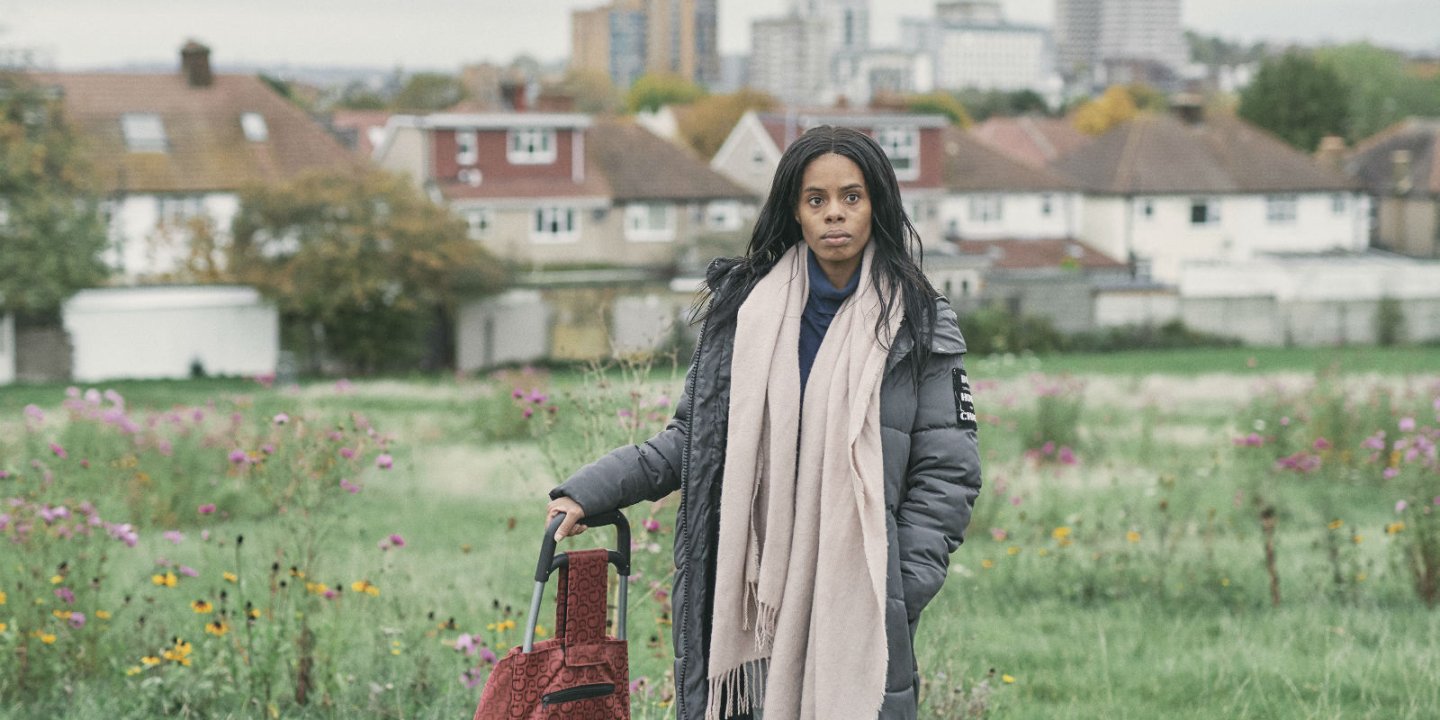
1, 346, 1439, 718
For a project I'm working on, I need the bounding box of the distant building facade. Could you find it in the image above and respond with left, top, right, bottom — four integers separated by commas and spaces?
1346, 118, 1440, 259
902, 1, 1062, 106
1054, 0, 1186, 88
569, 0, 720, 89
749, 14, 833, 106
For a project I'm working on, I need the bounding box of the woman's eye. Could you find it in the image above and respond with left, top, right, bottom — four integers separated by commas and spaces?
845, 194, 860, 203
808, 197, 823, 207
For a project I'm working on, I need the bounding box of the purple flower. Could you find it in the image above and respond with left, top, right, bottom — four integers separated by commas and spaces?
273, 412, 290, 425
68, 612, 86, 629
479, 647, 498, 664
340, 479, 361, 494
455, 634, 478, 655
198, 503, 216, 515
1313, 437, 1331, 451
1384, 467, 1400, 480
1397, 500, 1409, 513
376, 454, 393, 470
1058, 446, 1078, 465
178, 565, 198, 578
511, 387, 525, 399
158, 440, 173, 456
228, 449, 248, 465
522, 406, 534, 420
462, 668, 484, 689
23, 404, 44, 422
528, 390, 548, 404
1400, 417, 1417, 432
55, 587, 76, 604
642, 518, 661, 533
1362, 432, 1386, 451
388, 533, 406, 548
1040, 441, 1056, 455
163, 530, 184, 544
261, 443, 276, 455
339, 447, 355, 460
50, 443, 68, 459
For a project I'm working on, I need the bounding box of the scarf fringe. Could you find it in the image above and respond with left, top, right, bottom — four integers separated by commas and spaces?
752, 598, 779, 652
705, 658, 769, 720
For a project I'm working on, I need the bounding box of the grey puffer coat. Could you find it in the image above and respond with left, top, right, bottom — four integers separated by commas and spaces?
552, 262, 982, 720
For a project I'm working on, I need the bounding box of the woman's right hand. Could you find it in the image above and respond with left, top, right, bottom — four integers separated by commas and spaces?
546, 496, 587, 543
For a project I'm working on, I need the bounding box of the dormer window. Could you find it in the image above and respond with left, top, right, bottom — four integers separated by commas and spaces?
508, 128, 557, 165
121, 113, 167, 152
456, 130, 478, 166
874, 126, 919, 181
240, 112, 269, 142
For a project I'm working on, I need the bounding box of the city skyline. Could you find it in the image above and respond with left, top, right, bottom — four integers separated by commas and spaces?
1, 0, 1437, 71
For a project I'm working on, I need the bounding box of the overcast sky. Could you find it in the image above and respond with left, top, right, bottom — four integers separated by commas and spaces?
2, 0, 1437, 71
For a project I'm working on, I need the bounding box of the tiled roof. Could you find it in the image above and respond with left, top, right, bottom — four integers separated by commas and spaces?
941, 126, 1076, 193
1346, 117, 1440, 197
955, 238, 1126, 270
970, 115, 1092, 169
587, 120, 752, 201
756, 109, 949, 152
437, 119, 750, 203
1052, 112, 1358, 195
31, 72, 358, 194
328, 109, 394, 158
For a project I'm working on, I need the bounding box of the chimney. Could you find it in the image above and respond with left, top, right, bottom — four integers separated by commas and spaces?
1392, 149, 1413, 194
181, 40, 213, 88
1314, 135, 1346, 170
500, 79, 527, 112
1171, 92, 1204, 125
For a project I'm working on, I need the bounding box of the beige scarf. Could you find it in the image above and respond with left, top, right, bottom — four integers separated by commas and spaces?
707, 242, 901, 720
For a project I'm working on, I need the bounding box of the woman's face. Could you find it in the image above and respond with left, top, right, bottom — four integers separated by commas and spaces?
794, 152, 873, 288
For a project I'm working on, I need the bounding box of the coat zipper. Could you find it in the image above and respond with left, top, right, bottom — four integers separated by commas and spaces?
674, 308, 710, 720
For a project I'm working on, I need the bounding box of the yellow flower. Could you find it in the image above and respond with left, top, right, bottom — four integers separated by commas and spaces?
1352, 534, 1364, 545
980, 559, 995, 570
141, 656, 161, 667
53, 609, 69, 620
96, 610, 112, 620
1006, 546, 1021, 556
535, 624, 549, 638
1001, 674, 1016, 684
0, 622, 7, 633
125, 666, 142, 676
223, 572, 238, 583
1387, 522, 1406, 535
39, 632, 57, 644
50, 575, 63, 585
1221, 577, 1231, 587
390, 640, 403, 656
247, 607, 261, 620
305, 582, 330, 596
1126, 530, 1141, 544
205, 620, 230, 637
191, 600, 214, 614
163, 639, 193, 666
0, 590, 7, 605
289, 567, 305, 579
351, 580, 379, 596
1052, 527, 1072, 541
152, 572, 178, 588
1327, 519, 1344, 530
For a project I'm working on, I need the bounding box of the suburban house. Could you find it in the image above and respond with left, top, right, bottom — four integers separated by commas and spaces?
938, 125, 1082, 242
709, 109, 951, 241
372, 112, 754, 368
11, 41, 357, 382
1346, 117, 1440, 258
970, 114, 1092, 170
1052, 108, 1370, 283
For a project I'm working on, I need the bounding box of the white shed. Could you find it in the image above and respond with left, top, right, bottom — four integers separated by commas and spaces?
62, 286, 278, 382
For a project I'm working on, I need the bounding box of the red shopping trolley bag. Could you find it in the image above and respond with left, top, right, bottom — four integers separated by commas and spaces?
472, 510, 631, 720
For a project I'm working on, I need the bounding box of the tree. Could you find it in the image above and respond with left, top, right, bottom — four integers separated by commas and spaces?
675, 89, 776, 159
954, 88, 1050, 121
1071, 85, 1140, 135
0, 74, 109, 321
904, 91, 973, 127
1238, 51, 1350, 151
626, 73, 705, 114
226, 169, 506, 373
1316, 42, 1440, 143
391, 72, 467, 112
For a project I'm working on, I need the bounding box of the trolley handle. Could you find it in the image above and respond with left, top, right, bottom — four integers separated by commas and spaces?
537, 510, 631, 582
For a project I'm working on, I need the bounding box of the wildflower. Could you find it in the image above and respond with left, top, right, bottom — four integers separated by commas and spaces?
247, 607, 261, 620
163, 530, 184, 544
23, 404, 44, 422
454, 634, 478, 655
1002, 674, 1016, 684
163, 639, 193, 666
1383, 467, 1400, 480
96, 610, 111, 620
50, 443, 68, 459
990, 528, 1008, 542
376, 454, 394, 470
1057, 446, 1077, 465
643, 518, 662, 533
1327, 519, 1344, 530
125, 666, 142, 676
289, 566, 305, 579
511, 387, 525, 399
305, 582, 329, 596
152, 572, 178, 588
227, 449, 248, 465
1387, 522, 1406, 535
1362, 432, 1387, 451
223, 572, 238, 583
1400, 417, 1417, 432
339, 447, 356, 459
1126, 530, 1141, 544
273, 412, 290, 425
462, 668, 485, 689
205, 620, 229, 637
352, 580, 380, 596
1313, 437, 1331, 451
389, 533, 406, 548
0, 590, 6, 605
178, 566, 198, 578
191, 600, 213, 614
522, 406, 534, 420
535, 624, 549, 638
1353, 534, 1364, 544
55, 587, 75, 604
38, 632, 57, 644
141, 656, 161, 667
1052, 527, 1072, 541
340, 479, 361, 494
50, 575, 63, 585
479, 647, 498, 664
391, 640, 402, 656
1006, 546, 1021, 556
1396, 500, 1409, 514
197, 504, 216, 515
980, 559, 995, 570
68, 612, 86, 629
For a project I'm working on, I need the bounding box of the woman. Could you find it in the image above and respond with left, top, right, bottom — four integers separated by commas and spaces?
546, 125, 981, 720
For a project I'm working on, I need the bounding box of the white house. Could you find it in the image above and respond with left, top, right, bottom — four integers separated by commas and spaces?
63, 286, 279, 382
33, 42, 357, 282
1052, 110, 1369, 283
937, 125, 1082, 241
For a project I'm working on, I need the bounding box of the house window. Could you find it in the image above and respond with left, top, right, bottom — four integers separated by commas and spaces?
157, 195, 205, 227
874, 126, 919, 181
456, 130, 478, 166
508, 128, 557, 164
240, 112, 269, 142
121, 113, 168, 152
968, 195, 1003, 223
532, 206, 578, 243
624, 203, 676, 242
465, 208, 493, 239
1266, 194, 1298, 224
705, 200, 744, 231
1041, 194, 1053, 217
1190, 198, 1218, 225
1141, 198, 1154, 218
1332, 193, 1347, 214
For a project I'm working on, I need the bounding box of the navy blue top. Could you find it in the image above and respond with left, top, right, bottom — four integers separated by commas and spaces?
799, 251, 860, 391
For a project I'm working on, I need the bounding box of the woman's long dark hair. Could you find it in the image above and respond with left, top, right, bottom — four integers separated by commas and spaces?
697, 125, 938, 381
